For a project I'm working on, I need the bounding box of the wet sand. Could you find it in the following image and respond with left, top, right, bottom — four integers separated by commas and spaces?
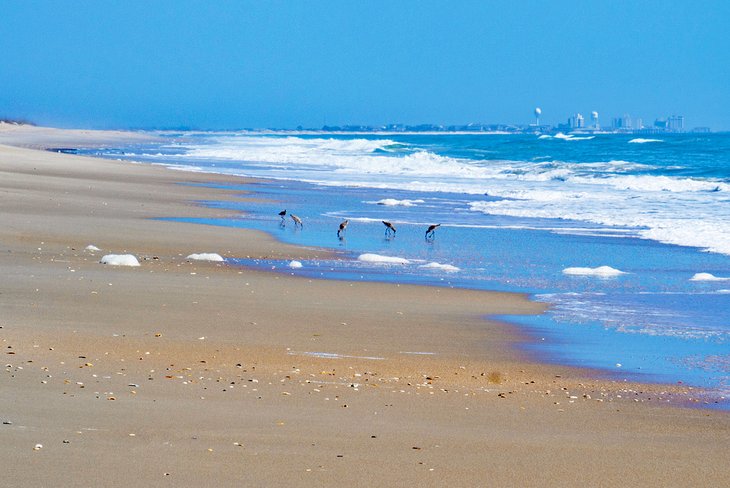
1, 124, 728, 487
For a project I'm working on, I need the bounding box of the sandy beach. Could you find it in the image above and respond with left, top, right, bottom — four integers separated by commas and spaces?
1, 124, 728, 487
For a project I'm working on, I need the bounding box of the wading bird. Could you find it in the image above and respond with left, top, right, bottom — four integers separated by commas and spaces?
382, 221, 396, 236
337, 219, 349, 238
425, 224, 441, 240
291, 214, 303, 228
278, 209, 287, 220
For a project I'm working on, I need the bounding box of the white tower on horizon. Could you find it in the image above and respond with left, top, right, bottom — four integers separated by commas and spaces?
534, 107, 542, 127
591, 111, 600, 130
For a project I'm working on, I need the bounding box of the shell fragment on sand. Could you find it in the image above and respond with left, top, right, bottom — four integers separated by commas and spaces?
100, 254, 140, 266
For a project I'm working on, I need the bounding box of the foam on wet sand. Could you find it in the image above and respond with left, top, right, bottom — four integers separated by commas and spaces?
99, 254, 140, 266
186, 252, 225, 262
357, 253, 411, 264
690, 272, 730, 281
419, 262, 461, 272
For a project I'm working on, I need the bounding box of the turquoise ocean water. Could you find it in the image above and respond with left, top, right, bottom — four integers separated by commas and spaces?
79, 132, 730, 407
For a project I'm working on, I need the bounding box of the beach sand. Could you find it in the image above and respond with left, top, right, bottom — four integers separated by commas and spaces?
1, 124, 728, 487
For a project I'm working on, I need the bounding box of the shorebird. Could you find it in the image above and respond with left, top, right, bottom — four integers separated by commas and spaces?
337, 219, 349, 238
291, 214, 303, 228
278, 209, 287, 219
425, 224, 441, 240
382, 221, 396, 236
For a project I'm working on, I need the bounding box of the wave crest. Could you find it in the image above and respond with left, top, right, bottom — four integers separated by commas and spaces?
629, 138, 663, 144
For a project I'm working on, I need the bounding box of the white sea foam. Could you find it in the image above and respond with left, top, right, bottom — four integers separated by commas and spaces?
186, 253, 224, 262
562, 266, 626, 277
690, 273, 730, 282
357, 253, 410, 265
100, 254, 140, 266
368, 198, 425, 207
418, 262, 461, 272
180, 136, 401, 165
469, 172, 730, 255
629, 138, 663, 144
288, 260, 303, 269
590, 174, 729, 193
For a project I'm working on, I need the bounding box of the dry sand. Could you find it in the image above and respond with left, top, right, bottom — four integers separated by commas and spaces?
1, 124, 728, 487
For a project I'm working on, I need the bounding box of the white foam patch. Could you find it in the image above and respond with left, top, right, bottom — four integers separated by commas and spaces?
562, 266, 626, 277
100, 254, 140, 267
186, 253, 224, 262
288, 260, 303, 269
85, 245, 101, 251
418, 262, 461, 272
690, 273, 730, 282
368, 198, 425, 207
357, 253, 410, 265
629, 138, 663, 144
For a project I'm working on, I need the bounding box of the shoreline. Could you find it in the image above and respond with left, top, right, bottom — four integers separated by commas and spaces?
1, 124, 728, 486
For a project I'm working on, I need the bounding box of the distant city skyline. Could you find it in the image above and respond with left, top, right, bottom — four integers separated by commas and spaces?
299, 109, 705, 134
2, 2, 729, 130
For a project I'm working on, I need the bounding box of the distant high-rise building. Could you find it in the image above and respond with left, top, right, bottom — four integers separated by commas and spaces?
613, 114, 641, 131
591, 111, 599, 129
667, 115, 684, 131
568, 113, 585, 129
612, 114, 633, 130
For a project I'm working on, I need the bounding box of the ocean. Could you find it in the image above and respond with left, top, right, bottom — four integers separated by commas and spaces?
80, 131, 730, 406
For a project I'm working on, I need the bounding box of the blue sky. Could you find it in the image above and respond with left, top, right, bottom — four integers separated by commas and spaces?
1, 1, 728, 130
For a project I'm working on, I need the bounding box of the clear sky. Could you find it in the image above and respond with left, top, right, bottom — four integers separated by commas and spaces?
2, 1, 729, 130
